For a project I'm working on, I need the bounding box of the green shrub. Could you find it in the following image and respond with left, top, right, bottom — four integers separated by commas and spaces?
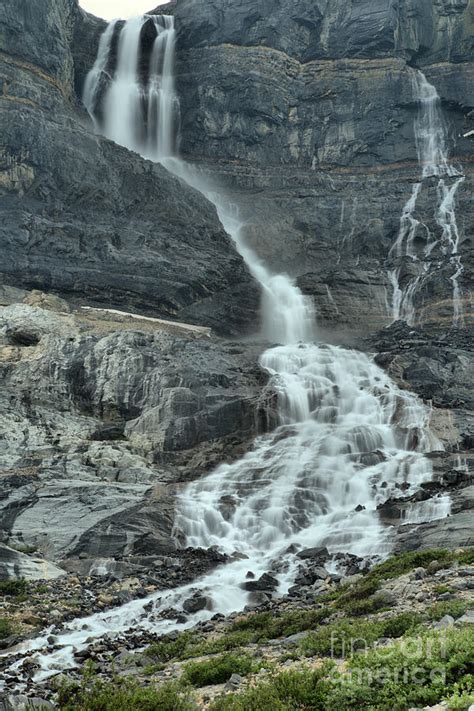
369, 549, 453, 580
381, 612, 421, 638
434, 584, 453, 595
229, 607, 330, 641
195, 630, 255, 655
339, 593, 390, 617
299, 613, 423, 658
210, 664, 334, 711
0, 579, 27, 597
329, 626, 474, 710
444, 680, 474, 710
146, 630, 202, 662
183, 652, 257, 687
57, 676, 193, 711
146, 629, 255, 663
429, 600, 469, 621
211, 628, 474, 711
0, 618, 13, 639
457, 548, 474, 566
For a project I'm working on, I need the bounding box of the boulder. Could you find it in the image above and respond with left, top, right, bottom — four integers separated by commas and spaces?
182, 593, 208, 613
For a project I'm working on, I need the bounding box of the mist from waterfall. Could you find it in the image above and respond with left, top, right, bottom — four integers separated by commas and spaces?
389, 70, 465, 327
1, 16, 453, 686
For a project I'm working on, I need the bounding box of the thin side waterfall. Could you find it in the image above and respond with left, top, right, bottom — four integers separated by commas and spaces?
0, 17, 453, 688
389, 70, 465, 327
388, 182, 423, 324
413, 72, 452, 178
82, 20, 117, 126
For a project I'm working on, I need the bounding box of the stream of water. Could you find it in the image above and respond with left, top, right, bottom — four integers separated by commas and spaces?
389, 70, 465, 326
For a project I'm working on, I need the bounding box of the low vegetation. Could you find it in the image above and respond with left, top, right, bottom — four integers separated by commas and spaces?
210, 627, 474, 711
229, 607, 331, 640
146, 608, 331, 664
299, 612, 422, 658
57, 677, 193, 711
146, 629, 255, 664
55, 547, 473, 710
183, 652, 259, 687
0, 579, 27, 597
0, 617, 13, 639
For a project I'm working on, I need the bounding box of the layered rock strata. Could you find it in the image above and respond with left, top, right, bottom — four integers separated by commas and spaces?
0, 0, 258, 336
0, 292, 268, 576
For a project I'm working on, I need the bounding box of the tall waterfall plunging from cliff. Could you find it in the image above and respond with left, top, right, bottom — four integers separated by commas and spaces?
389, 70, 464, 327
3, 15, 451, 685
83, 14, 179, 158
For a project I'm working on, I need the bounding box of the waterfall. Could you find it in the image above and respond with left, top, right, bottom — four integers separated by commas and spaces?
82, 20, 117, 126
146, 15, 179, 158
2, 17, 453, 686
83, 14, 179, 158
389, 70, 465, 327
413, 72, 452, 178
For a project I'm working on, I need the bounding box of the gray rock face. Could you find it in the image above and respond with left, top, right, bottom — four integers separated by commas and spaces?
0, 300, 267, 568
0, 545, 66, 581
171, 0, 474, 337
395, 491, 474, 552
0, 0, 258, 336
372, 321, 474, 450
175, 0, 473, 64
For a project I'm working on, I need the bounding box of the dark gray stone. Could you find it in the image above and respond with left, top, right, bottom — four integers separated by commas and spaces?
296, 547, 329, 561
0, 0, 259, 337
182, 593, 208, 613
0, 303, 268, 566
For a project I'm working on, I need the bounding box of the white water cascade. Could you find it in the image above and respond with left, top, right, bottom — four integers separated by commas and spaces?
83, 14, 179, 158
82, 20, 117, 127
0, 17, 453, 688
389, 70, 465, 326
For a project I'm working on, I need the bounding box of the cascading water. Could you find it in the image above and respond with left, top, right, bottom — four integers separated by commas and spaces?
146, 15, 178, 158
82, 20, 117, 127
83, 14, 179, 158
389, 70, 465, 327
0, 16, 453, 688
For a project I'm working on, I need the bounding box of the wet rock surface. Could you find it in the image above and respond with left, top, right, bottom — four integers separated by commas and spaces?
0, 548, 227, 651
2, 549, 472, 706
0, 295, 268, 572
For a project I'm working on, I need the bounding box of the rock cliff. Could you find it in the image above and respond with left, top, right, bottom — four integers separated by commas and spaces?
0, 292, 268, 575
174, 0, 474, 335
0, 0, 258, 336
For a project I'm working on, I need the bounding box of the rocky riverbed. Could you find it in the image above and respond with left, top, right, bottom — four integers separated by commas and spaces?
1, 547, 472, 708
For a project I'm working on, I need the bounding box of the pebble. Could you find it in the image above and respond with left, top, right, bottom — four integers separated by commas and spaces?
432, 615, 454, 629
225, 673, 243, 690
455, 610, 474, 626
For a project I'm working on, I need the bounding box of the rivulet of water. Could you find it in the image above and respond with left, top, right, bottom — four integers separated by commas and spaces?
389, 71, 465, 326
